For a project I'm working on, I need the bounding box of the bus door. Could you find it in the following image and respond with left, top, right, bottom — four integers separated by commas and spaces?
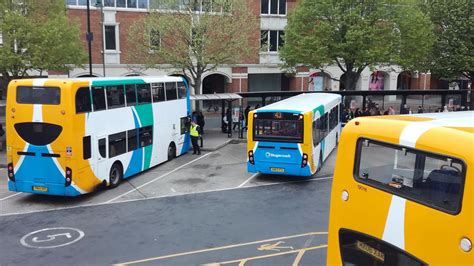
96, 136, 108, 180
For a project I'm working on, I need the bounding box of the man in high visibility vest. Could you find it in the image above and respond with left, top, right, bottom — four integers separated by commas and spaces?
190, 120, 201, 155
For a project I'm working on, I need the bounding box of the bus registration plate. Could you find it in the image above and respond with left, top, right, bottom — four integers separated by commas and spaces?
33, 186, 48, 192
270, 167, 285, 173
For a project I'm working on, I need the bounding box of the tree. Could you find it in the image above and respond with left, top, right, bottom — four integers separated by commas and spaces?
127, 0, 258, 98
0, 0, 86, 93
423, 0, 473, 84
280, 0, 434, 90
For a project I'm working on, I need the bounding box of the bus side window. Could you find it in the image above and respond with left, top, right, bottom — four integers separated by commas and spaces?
83, 136, 91, 160
92, 87, 107, 111
165, 82, 177, 101
98, 138, 106, 158
152, 83, 165, 102
106, 85, 125, 109
127, 129, 138, 152
137, 84, 152, 104
109, 132, 126, 158
312, 120, 317, 146
177, 82, 187, 99
76, 87, 92, 114
139, 126, 153, 147
125, 84, 137, 106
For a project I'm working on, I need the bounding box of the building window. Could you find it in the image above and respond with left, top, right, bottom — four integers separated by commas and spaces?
116, 0, 126, 8
104, 0, 114, 7
261, 30, 284, 52
127, 0, 137, 8
149, 28, 161, 51
261, 0, 286, 15
105, 25, 117, 50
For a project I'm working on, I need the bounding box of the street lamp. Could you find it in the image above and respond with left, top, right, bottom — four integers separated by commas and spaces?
86, 0, 93, 76
95, 0, 106, 77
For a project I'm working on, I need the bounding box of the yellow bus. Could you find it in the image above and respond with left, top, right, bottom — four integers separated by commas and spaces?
327, 111, 474, 265
6, 77, 190, 196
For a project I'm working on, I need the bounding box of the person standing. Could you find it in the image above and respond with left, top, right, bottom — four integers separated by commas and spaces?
190, 121, 201, 155
244, 105, 251, 130
197, 111, 205, 135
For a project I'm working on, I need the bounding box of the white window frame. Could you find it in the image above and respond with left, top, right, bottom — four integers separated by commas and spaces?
261, 0, 286, 16
260, 30, 284, 53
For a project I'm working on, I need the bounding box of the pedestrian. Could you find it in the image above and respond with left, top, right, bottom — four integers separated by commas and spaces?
443, 105, 449, 112
417, 106, 423, 113
197, 111, 205, 135
244, 105, 251, 130
255, 104, 260, 109
190, 120, 201, 155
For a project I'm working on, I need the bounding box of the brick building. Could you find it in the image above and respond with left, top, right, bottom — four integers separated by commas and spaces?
63, 0, 433, 94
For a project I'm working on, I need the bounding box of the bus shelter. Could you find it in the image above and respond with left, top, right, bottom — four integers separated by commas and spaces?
190, 93, 243, 138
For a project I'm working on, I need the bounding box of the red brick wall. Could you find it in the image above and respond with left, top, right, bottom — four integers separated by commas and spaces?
68, 9, 103, 65
116, 11, 147, 64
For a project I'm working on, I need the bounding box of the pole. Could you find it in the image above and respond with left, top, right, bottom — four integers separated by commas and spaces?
86, 0, 93, 76
100, 4, 106, 77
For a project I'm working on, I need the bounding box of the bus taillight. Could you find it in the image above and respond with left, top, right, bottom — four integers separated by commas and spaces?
7, 163, 15, 181
248, 151, 255, 165
301, 153, 308, 168
65, 167, 72, 187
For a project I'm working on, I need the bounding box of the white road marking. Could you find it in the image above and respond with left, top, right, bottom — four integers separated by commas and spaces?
0, 176, 333, 217
238, 173, 259, 188
0, 192, 22, 201
105, 152, 214, 203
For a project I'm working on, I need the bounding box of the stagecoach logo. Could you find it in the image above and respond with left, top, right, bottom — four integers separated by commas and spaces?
265, 152, 291, 159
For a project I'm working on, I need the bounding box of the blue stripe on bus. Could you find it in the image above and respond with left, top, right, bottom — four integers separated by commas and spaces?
125, 110, 143, 178
181, 77, 191, 155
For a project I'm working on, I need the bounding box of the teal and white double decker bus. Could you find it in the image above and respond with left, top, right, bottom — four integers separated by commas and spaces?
7, 76, 191, 196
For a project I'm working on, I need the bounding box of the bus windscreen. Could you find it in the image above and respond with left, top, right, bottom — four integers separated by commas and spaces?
253, 112, 303, 143
17, 86, 60, 105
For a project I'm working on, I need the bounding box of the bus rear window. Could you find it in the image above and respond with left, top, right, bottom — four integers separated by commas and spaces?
253, 112, 303, 143
17, 86, 60, 105
355, 138, 465, 214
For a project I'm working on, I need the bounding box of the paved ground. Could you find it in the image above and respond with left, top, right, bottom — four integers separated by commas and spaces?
0, 131, 338, 265
0, 178, 332, 266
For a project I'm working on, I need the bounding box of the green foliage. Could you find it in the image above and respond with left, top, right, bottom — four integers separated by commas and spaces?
127, 0, 258, 94
0, 0, 86, 87
280, 0, 434, 90
423, 0, 473, 82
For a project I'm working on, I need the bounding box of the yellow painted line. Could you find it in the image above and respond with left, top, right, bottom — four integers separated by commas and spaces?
115, 232, 327, 265
211, 244, 327, 265
292, 249, 306, 266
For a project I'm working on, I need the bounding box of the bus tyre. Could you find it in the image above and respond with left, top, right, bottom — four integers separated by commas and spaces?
108, 163, 123, 189
168, 143, 176, 161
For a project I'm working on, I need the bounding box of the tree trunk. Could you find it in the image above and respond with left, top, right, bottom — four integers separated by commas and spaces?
343, 71, 360, 91
194, 72, 202, 111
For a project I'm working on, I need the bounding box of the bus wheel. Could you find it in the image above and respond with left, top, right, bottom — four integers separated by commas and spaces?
108, 163, 123, 188
168, 143, 176, 161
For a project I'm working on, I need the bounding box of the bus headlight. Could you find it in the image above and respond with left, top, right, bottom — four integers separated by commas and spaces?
342, 190, 349, 201
65, 167, 72, 187
7, 163, 15, 182
460, 237, 472, 252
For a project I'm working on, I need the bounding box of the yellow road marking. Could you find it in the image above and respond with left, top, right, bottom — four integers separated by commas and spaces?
115, 231, 327, 265
209, 244, 327, 265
